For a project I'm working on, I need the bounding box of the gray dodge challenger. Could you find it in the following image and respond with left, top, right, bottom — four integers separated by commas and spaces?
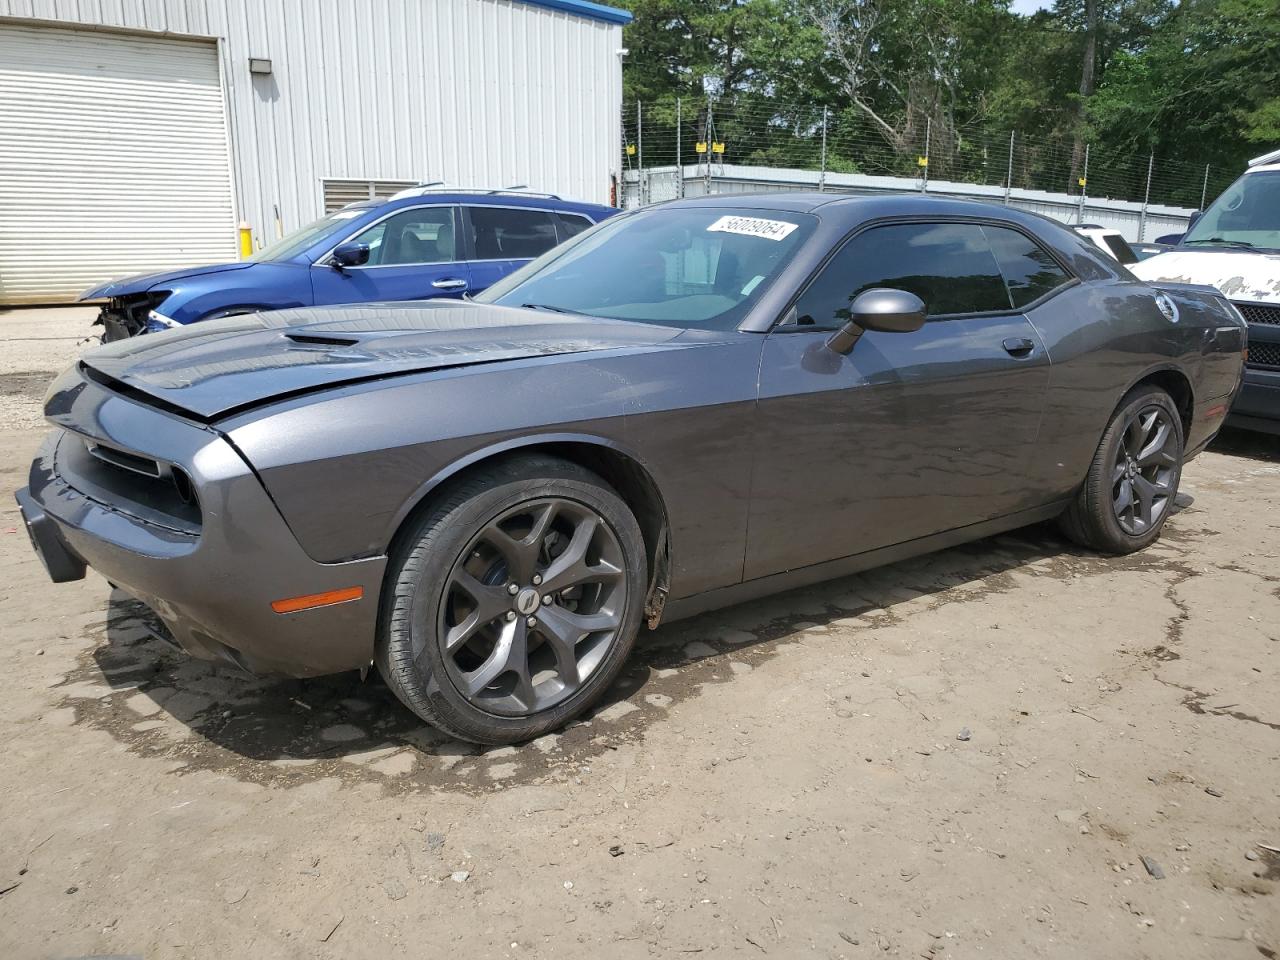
17, 194, 1247, 744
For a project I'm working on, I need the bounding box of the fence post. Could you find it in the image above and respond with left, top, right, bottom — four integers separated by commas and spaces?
921, 117, 931, 193
819, 106, 828, 192
705, 101, 713, 196
1200, 164, 1210, 210
636, 100, 643, 204
676, 97, 683, 199
1138, 152, 1153, 241
1004, 131, 1015, 205
1076, 143, 1089, 224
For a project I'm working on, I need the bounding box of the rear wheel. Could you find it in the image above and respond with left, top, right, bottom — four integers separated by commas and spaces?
376, 455, 646, 745
1059, 385, 1184, 554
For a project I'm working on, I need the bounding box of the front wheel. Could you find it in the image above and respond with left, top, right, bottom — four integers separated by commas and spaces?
1059, 385, 1184, 554
376, 455, 647, 745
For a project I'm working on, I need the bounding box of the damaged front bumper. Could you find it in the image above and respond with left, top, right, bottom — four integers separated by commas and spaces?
16, 367, 387, 676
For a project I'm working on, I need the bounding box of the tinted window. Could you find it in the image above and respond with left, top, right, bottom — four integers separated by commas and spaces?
983, 225, 1073, 308
470, 207, 559, 259
351, 207, 456, 265
1101, 234, 1138, 265
476, 207, 814, 330
556, 212, 593, 242
794, 222, 1011, 326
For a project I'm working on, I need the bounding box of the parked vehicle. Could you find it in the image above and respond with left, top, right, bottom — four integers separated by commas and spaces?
81, 189, 619, 340
1073, 224, 1139, 265
18, 194, 1245, 745
1133, 147, 1280, 433
1134, 242, 1172, 260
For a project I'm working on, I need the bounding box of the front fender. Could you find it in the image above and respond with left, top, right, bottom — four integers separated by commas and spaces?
161, 264, 312, 324
383, 431, 660, 542
221, 362, 643, 563
219, 337, 762, 595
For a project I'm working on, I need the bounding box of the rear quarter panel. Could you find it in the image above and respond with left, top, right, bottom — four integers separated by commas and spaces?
1027, 278, 1242, 499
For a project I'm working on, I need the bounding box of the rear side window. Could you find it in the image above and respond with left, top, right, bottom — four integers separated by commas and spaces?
555, 212, 593, 242
983, 225, 1073, 308
469, 207, 559, 259
794, 222, 1011, 325
1101, 234, 1138, 265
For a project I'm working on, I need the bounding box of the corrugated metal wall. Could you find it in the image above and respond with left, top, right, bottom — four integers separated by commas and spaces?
0, 0, 623, 255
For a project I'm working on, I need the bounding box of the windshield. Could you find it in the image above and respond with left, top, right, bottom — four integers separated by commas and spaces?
476, 206, 815, 329
1183, 170, 1280, 251
249, 206, 374, 262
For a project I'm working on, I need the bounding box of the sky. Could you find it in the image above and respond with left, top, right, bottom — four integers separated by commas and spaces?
1010, 0, 1052, 12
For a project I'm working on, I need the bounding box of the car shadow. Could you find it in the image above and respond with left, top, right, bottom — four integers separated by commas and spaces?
65, 519, 1185, 786
1208, 426, 1280, 462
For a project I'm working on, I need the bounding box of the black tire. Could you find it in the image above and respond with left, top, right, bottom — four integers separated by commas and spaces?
376, 454, 647, 745
1059, 385, 1184, 554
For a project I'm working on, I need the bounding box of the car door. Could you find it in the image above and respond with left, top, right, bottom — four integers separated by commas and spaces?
743, 220, 1064, 581
462, 205, 568, 294
309, 205, 472, 304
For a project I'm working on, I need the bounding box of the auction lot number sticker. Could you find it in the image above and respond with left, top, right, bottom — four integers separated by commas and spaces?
707, 215, 799, 241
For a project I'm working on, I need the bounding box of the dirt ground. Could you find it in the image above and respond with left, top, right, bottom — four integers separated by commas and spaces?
1, 307, 1277, 960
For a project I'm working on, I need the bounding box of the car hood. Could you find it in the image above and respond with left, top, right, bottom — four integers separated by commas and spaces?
1130, 249, 1280, 303
80, 262, 257, 300
78, 301, 685, 420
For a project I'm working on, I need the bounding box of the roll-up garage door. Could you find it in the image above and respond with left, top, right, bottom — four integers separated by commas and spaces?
0, 23, 237, 304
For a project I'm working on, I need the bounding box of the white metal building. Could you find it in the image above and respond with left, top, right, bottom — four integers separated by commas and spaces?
0, 0, 629, 304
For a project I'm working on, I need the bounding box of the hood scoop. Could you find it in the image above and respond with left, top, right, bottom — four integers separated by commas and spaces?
284, 332, 362, 347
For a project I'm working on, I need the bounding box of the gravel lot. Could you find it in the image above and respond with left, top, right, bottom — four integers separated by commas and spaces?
1, 307, 1277, 960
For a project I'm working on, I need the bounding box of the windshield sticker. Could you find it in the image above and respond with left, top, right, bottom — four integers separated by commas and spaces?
329, 210, 364, 220
707, 215, 798, 242
740, 275, 765, 296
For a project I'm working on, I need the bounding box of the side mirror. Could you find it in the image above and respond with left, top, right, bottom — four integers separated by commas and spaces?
826, 288, 927, 355
1186, 210, 1203, 231
331, 241, 370, 268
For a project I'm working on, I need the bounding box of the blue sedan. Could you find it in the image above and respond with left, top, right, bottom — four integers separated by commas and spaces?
82, 189, 618, 340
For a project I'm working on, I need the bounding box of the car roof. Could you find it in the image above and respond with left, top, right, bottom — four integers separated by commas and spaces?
659, 191, 1075, 229
373, 191, 614, 216
655, 191, 1125, 284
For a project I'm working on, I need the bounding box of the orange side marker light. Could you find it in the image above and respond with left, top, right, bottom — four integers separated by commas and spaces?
271, 586, 363, 614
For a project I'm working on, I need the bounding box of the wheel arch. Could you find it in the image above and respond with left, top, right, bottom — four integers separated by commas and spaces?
1120, 364, 1194, 439
384, 434, 673, 626
196, 304, 279, 323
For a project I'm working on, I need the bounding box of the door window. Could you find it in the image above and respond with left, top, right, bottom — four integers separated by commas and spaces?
793, 222, 1012, 327
349, 207, 456, 265
469, 207, 559, 259
983, 225, 1073, 307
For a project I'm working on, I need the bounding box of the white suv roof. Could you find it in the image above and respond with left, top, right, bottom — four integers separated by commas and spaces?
1247, 147, 1280, 170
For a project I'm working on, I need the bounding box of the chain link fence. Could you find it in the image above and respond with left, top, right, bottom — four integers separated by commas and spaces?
621, 99, 1236, 239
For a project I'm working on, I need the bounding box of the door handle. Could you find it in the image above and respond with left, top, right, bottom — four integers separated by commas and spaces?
431, 278, 468, 290
1002, 337, 1035, 358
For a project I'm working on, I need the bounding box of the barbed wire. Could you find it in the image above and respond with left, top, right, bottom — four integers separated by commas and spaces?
621, 100, 1235, 211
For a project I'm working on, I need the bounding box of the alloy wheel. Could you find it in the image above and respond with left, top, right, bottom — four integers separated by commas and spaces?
1112, 404, 1178, 536
436, 497, 627, 717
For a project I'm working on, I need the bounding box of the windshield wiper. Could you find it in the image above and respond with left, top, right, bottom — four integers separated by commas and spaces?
520, 303, 580, 315
1184, 237, 1257, 249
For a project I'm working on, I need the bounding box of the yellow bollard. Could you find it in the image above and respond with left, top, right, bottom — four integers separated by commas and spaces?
238, 221, 253, 259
